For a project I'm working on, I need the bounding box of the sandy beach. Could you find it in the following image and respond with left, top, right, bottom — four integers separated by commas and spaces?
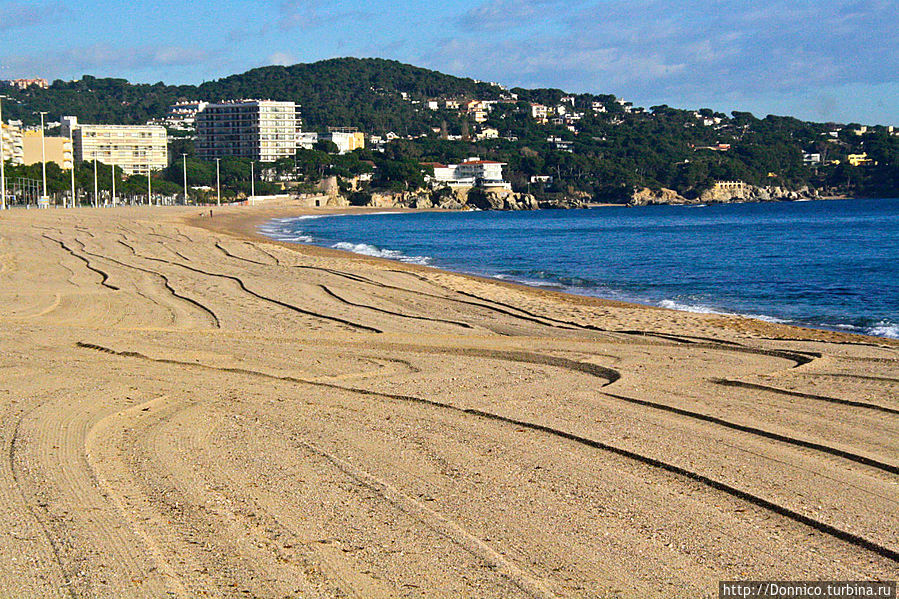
0, 204, 896, 598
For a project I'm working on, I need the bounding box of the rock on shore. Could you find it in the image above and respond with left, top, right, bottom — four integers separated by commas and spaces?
628, 184, 817, 206
365, 187, 585, 211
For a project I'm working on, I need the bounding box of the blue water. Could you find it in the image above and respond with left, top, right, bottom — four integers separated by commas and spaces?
259, 198, 899, 339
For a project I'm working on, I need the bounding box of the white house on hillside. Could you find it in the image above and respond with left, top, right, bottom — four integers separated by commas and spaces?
429, 157, 510, 189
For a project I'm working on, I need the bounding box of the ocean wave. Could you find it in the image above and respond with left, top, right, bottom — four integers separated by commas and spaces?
866, 322, 899, 339
257, 224, 314, 244
331, 242, 431, 265
278, 234, 314, 243
657, 299, 789, 323
289, 214, 335, 221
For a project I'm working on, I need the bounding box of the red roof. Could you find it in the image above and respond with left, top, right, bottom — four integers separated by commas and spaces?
459, 160, 504, 165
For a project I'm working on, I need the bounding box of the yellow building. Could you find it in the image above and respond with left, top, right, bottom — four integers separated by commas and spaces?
22, 132, 73, 169
847, 153, 875, 167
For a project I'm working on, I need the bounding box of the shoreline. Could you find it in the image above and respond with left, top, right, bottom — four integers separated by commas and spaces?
193, 205, 898, 346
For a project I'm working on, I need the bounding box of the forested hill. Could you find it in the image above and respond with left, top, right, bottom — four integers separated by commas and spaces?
2, 57, 502, 133
3, 57, 897, 199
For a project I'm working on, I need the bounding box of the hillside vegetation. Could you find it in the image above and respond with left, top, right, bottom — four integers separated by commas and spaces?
4, 57, 896, 200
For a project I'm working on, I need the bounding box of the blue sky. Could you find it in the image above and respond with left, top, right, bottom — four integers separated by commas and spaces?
2, 0, 896, 125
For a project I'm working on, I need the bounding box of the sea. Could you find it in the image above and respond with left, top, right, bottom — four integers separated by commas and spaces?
259, 198, 899, 339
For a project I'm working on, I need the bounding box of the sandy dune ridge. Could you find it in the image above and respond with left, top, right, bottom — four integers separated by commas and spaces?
0, 205, 896, 598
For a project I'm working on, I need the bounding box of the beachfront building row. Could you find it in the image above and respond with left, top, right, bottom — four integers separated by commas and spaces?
61, 117, 168, 175
196, 100, 299, 162
429, 157, 511, 189
1, 121, 73, 168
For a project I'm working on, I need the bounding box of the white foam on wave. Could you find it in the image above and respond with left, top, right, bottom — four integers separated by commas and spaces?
866, 322, 899, 339
278, 234, 314, 243
257, 223, 314, 244
290, 214, 338, 221
658, 299, 789, 323
658, 299, 724, 314
331, 242, 431, 265
258, 215, 333, 244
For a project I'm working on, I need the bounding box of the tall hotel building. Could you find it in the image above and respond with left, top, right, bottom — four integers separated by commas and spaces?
195, 100, 298, 161
61, 117, 168, 175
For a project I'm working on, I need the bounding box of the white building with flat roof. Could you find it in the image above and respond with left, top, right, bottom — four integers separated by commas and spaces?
61, 116, 167, 175
531, 103, 549, 120
296, 131, 319, 150
430, 157, 510, 189
196, 100, 298, 162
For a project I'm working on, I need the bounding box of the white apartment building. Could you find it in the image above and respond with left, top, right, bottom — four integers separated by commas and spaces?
61, 116, 167, 175
1, 121, 25, 165
431, 157, 510, 189
196, 100, 298, 162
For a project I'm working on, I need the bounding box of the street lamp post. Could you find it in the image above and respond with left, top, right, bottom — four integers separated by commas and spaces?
38, 111, 48, 207
110, 163, 116, 206
182, 153, 188, 204
92, 160, 98, 207
147, 166, 152, 206
215, 158, 221, 206
250, 160, 255, 199
69, 128, 76, 208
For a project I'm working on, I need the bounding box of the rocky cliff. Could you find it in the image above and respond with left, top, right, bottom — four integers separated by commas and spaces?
361, 186, 585, 211
698, 184, 816, 203
628, 184, 817, 206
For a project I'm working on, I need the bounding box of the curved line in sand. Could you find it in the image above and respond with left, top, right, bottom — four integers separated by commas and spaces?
74, 341, 899, 565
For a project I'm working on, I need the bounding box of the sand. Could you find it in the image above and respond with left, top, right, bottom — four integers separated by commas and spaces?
0, 204, 895, 598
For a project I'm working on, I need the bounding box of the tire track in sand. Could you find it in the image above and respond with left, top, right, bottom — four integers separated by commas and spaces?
74, 341, 899, 565
119, 239, 381, 334
75, 239, 221, 329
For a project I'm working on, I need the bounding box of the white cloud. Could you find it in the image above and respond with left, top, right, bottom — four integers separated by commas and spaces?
267, 51, 297, 66
428, 0, 898, 103
0, 1, 67, 31
4, 43, 212, 78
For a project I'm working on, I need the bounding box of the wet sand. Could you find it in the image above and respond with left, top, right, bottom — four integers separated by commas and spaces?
0, 205, 896, 598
